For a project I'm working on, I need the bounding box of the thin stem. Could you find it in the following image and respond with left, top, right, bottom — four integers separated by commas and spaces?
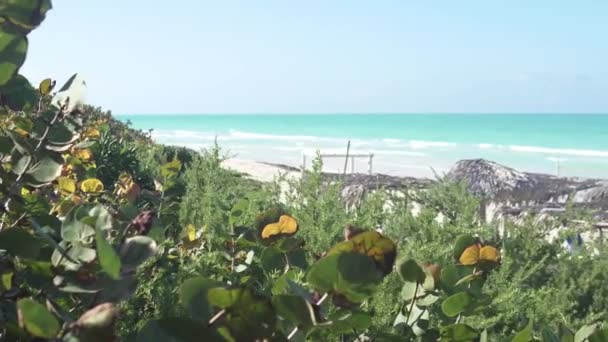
287, 293, 329, 340
405, 282, 419, 324
208, 309, 226, 325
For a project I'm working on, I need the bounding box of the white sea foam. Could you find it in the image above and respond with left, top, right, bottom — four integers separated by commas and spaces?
382, 138, 402, 143
477, 143, 495, 149
228, 130, 331, 142
409, 140, 457, 149
509, 145, 608, 157
371, 150, 428, 157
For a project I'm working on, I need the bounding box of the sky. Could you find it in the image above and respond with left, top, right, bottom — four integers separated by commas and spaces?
21, 0, 608, 114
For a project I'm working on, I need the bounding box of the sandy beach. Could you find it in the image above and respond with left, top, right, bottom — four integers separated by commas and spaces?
221, 158, 302, 183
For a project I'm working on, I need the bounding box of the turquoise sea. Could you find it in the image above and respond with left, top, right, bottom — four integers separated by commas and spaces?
117, 114, 608, 179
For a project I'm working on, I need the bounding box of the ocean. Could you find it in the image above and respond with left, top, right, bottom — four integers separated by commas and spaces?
117, 114, 608, 179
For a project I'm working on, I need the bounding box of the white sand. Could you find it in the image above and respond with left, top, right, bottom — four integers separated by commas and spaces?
221, 159, 301, 183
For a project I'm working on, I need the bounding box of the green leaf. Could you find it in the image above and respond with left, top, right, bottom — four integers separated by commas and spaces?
417, 293, 439, 306
0, 73, 37, 110
271, 270, 300, 295
0, 0, 52, 31
8, 130, 34, 154
307, 252, 381, 303
1, 271, 13, 290
39, 78, 54, 95
0, 227, 44, 259
441, 324, 478, 342
61, 220, 95, 243
0, 32, 27, 86
95, 230, 121, 279
559, 323, 575, 342
17, 298, 60, 338
326, 310, 373, 333
512, 320, 533, 342
180, 277, 221, 321
589, 328, 608, 342
260, 246, 286, 273
11, 153, 31, 175
441, 291, 473, 317
207, 287, 242, 308
272, 295, 316, 329
401, 281, 424, 301
480, 329, 488, 342
229, 198, 249, 226
0, 135, 13, 154
206, 287, 276, 341
27, 153, 63, 183
440, 264, 482, 295
575, 324, 600, 342
542, 328, 561, 342
137, 318, 222, 342
47, 122, 77, 145
397, 258, 426, 283
160, 159, 181, 178
119, 236, 157, 272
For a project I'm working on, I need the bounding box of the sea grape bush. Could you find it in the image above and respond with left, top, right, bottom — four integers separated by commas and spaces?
2, 1, 608, 341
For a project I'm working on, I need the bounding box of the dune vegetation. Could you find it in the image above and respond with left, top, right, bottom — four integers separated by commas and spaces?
1, 2, 607, 341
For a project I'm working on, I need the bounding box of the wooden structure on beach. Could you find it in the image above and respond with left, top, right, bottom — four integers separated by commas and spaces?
301, 152, 374, 175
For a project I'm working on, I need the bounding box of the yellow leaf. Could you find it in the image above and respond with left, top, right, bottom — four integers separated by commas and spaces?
39, 78, 55, 96
14, 127, 29, 137
57, 177, 76, 195
80, 178, 104, 193
20, 187, 30, 196
186, 224, 196, 242
459, 245, 480, 265
327, 230, 397, 276
83, 127, 100, 139
479, 245, 500, 262
261, 215, 298, 239
73, 149, 92, 162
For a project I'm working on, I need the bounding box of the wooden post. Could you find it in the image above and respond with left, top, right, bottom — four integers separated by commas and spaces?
343, 140, 351, 175
368, 154, 374, 175
301, 153, 306, 173
351, 156, 355, 173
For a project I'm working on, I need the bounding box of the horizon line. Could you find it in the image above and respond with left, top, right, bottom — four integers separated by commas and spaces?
115, 112, 608, 116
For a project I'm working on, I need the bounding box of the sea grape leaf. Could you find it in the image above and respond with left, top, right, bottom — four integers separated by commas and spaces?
95, 230, 121, 280
0, 73, 37, 110
137, 318, 222, 342
326, 230, 396, 276
0, 32, 27, 86
272, 294, 316, 329
260, 246, 286, 273
441, 291, 473, 317
512, 320, 533, 342
17, 298, 60, 338
0, 0, 52, 30
397, 258, 426, 283
0, 227, 45, 259
179, 277, 221, 321
441, 324, 479, 342
207, 287, 276, 341
27, 153, 63, 183
307, 252, 382, 303
119, 236, 157, 273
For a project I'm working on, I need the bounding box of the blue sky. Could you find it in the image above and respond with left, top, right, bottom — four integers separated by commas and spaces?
22, 0, 608, 114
